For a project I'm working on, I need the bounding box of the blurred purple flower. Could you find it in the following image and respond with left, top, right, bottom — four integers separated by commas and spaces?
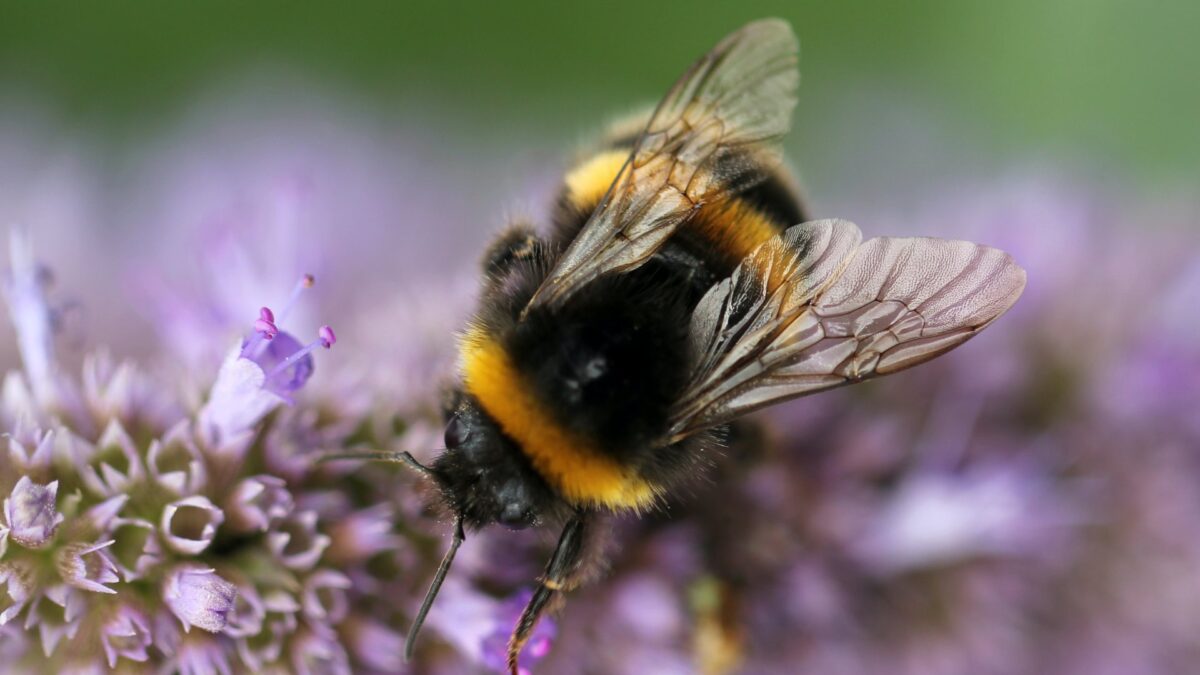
478, 589, 556, 674
301, 569, 352, 624
1, 232, 55, 394
847, 459, 1083, 575
290, 627, 352, 675
340, 615, 406, 672
325, 503, 401, 566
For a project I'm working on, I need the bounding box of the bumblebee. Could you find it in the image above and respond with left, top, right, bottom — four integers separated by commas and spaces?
334, 18, 1025, 673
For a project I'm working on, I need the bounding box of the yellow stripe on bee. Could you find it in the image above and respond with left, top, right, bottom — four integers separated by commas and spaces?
688, 198, 782, 282
564, 150, 630, 211
565, 149, 784, 288
459, 327, 660, 511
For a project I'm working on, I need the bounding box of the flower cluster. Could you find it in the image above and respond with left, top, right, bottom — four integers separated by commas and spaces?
0, 231, 434, 674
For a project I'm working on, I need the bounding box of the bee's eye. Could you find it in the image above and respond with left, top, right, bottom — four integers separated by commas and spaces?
444, 415, 470, 449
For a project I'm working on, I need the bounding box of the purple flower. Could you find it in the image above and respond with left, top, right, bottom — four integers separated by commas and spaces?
235, 590, 299, 669
100, 605, 152, 667
2, 201, 409, 671
0, 562, 33, 625
147, 421, 208, 495
340, 616, 406, 673
198, 277, 336, 449
847, 460, 1083, 575
76, 420, 145, 497
26, 585, 84, 657
267, 510, 330, 570
172, 636, 234, 675
225, 584, 265, 639
81, 352, 183, 437
1, 231, 90, 432
161, 495, 226, 555
2, 231, 56, 394
108, 516, 162, 581
163, 566, 238, 634
5, 427, 55, 474
81, 494, 128, 533
56, 540, 120, 594
480, 589, 557, 674
225, 475, 293, 534
289, 628, 351, 675
301, 569, 352, 624
3, 476, 64, 549
325, 503, 400, 565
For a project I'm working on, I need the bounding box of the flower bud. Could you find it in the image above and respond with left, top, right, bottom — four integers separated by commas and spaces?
3, 476, 64, 549
163, 566, 237, 634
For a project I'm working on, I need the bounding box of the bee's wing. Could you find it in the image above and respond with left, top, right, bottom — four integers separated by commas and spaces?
666, 220, 1026, 442
525, 19, 799, 310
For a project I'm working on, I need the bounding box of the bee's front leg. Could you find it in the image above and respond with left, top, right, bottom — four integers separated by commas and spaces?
505, 510, 589, 675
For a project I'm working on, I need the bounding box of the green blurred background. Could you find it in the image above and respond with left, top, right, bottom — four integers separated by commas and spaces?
3, 0, 1198, 189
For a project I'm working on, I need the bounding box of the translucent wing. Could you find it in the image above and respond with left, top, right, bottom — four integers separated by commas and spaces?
667, 220, 1027, 441
526, 19, 799, 310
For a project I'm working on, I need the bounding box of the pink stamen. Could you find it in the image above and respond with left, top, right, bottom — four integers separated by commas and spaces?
266, 326, 336, 379
255, 307, 279, 338
318, 325, 336, 349
245, 306, 280, 354
276, 274, 316, 325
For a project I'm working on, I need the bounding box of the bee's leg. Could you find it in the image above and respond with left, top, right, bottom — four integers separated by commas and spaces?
506, 511, 589, 675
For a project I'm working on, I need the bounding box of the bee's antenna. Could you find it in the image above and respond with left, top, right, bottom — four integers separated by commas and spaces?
319, 450, 438, 479
405, 514, 466, 661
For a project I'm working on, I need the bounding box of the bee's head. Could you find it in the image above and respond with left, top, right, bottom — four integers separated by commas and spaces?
322, 392, 554, 660
429, 394, 549, 530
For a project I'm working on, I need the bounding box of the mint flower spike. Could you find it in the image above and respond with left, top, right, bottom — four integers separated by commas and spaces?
3, 476, 65, 549
199, 275, 336, 449
3, 232, 415, 672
